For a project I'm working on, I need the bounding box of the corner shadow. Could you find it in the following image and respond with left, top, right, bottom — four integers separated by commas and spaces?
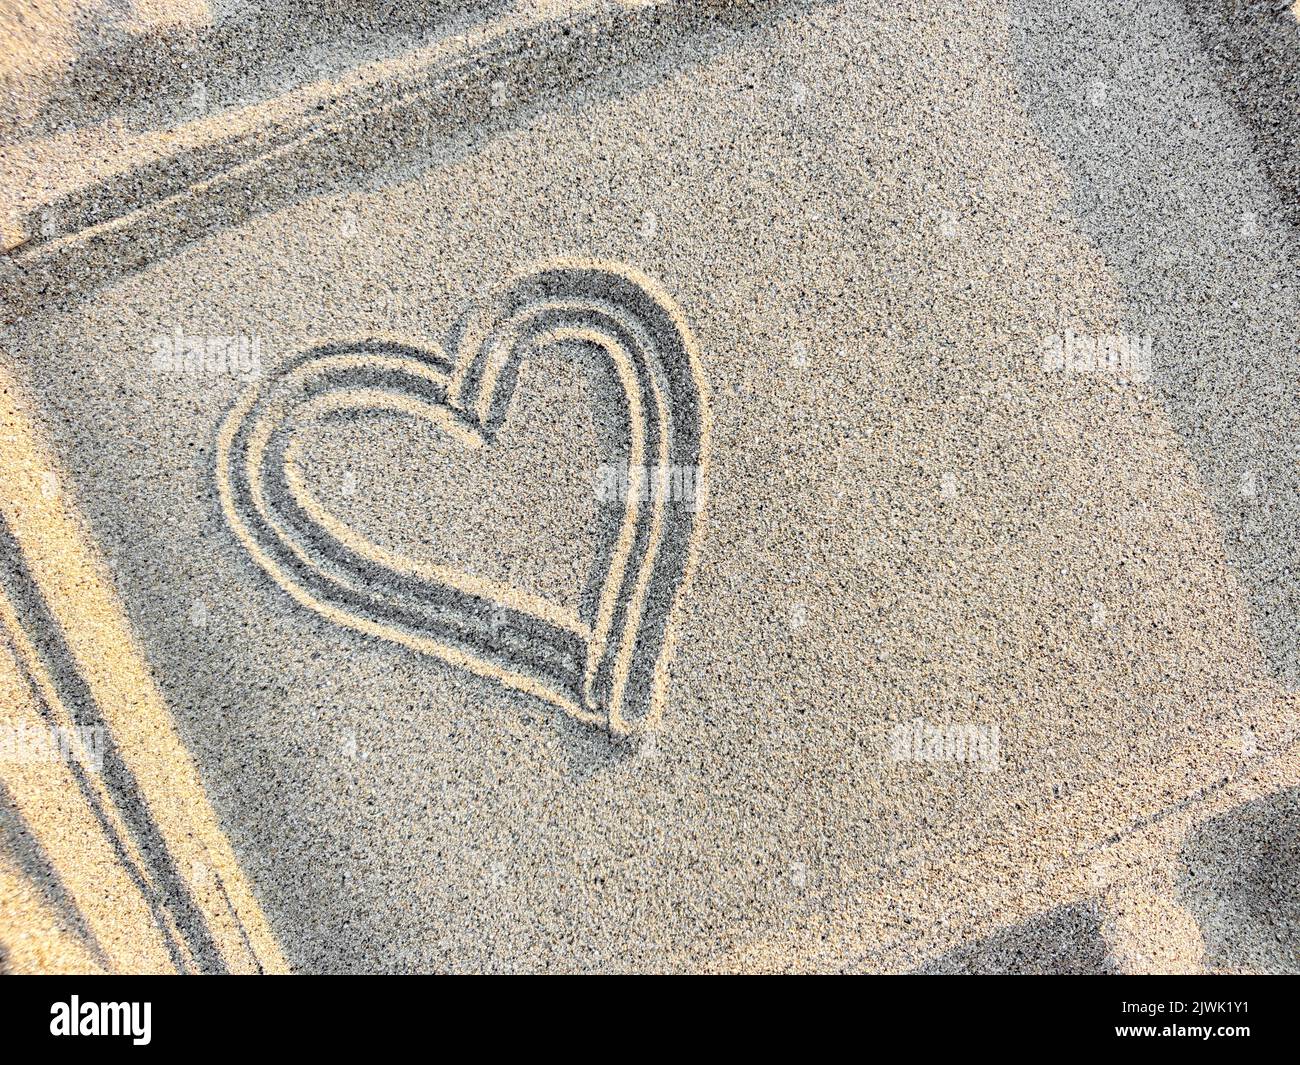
1008, 0, 1300, 690
912, 901, 1117, 974
1178, 0, 1300, 232
1178, 786, 1300, 973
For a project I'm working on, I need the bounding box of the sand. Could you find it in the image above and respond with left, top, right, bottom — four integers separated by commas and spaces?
1, 0, 1298, 973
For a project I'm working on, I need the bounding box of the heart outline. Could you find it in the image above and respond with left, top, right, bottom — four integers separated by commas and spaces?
216, 260, 709, 735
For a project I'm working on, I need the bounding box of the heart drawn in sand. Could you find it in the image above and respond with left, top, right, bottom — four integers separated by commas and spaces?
216, 261, 709, 735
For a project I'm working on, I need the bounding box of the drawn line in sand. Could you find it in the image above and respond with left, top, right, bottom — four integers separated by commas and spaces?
0, 358, 286, 973
0, 0, 799, 323
217, 260, 710, 736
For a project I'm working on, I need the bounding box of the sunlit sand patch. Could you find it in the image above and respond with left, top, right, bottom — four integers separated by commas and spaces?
0, 360, 286, 973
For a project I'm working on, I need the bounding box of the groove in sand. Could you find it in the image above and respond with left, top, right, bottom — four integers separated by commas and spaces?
216, 260, 710, 736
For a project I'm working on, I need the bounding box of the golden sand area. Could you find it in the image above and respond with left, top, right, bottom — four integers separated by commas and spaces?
1, 0, 1298, 973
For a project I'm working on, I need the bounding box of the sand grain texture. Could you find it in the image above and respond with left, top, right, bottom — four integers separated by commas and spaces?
1, 0, 1298, 973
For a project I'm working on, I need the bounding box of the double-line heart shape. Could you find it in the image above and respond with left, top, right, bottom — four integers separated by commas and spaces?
216, 261, 709, 735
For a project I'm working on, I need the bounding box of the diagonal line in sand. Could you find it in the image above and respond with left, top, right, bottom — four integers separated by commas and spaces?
0, 357, 288, 974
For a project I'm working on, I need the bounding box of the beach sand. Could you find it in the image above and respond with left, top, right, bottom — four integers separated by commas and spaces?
1, 0, 1298, 972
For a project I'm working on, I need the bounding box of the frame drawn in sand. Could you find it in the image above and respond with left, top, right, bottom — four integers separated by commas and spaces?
217, 260, 710, 736
0, 363, 287, 973
0, 0, 800, 323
